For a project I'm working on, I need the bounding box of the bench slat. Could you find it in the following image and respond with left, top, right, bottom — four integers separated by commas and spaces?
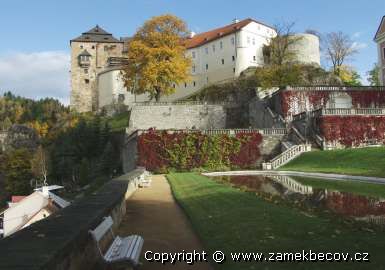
90, 216, 113, 242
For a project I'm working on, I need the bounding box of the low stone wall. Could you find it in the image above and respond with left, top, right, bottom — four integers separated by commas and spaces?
121, 130, 285, 171
0, 169, 145, 270
128, 104, 226, 131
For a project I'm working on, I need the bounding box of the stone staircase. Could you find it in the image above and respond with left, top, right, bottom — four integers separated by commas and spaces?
262, 143, 311, 170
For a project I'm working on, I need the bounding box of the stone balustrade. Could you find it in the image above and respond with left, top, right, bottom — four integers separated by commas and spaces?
262, 144, 311, 170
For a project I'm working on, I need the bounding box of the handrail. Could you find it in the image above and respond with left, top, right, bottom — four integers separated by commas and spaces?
285, 86, 385, 91
291, 127, 306, 143
132, 128, 288, 136
319, 108, 385, 115
262, 144, 311, 170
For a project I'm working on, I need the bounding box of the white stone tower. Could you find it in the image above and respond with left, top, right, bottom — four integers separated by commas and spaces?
70, 25, 124, 112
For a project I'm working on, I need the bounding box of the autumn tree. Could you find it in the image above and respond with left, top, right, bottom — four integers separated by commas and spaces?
338, 65, 362, 86
122, 14, 191, 101
367, 64, 381, 86
324, 31, 358, 76
31, 145, 49, 186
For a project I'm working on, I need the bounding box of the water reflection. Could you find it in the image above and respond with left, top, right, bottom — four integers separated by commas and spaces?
212, 174, 385, 227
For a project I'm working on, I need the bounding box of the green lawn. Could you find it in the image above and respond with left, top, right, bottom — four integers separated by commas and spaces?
167, 172, 385, 270
280, 147, 385, 177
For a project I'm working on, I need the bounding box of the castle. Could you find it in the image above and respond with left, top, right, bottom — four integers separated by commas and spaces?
70, 18, 321, 112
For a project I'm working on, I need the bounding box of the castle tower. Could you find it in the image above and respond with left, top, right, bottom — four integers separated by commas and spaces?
70, 25, 124, 112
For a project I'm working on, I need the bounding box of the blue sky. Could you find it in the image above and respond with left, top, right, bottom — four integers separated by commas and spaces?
0, 0, 384, 104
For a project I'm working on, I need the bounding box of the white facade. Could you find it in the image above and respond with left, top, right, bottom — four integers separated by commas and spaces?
98, 69, 149, 108
168, 21, 276, 101
375, 16, 385, 85
289, 33, 321, 65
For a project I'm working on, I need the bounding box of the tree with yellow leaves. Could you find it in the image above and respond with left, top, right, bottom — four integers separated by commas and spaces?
122, 14, 191, 101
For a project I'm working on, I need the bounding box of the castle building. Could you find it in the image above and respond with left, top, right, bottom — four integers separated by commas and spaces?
70, 25, 124, 112
375, 16, 385, 85
70, 19, 321, 112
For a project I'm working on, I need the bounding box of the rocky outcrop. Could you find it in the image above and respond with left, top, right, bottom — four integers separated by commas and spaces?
3, 125, 39, 151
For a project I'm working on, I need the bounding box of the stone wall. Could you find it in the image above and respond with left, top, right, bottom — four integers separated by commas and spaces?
0, 169, 145, 270
259, 134, 285, 161
128, 104, 226, 131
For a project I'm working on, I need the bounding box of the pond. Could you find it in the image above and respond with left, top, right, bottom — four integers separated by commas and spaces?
210, 174, 385, 230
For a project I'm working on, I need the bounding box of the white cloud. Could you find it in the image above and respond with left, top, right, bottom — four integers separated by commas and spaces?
0, 51, 70, 105
352, 32, 362, 39
352, 41, 368, 50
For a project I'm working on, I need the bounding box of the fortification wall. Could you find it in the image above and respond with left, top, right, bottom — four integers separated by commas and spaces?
0, 169, 145, 270
128, 104, 227, 131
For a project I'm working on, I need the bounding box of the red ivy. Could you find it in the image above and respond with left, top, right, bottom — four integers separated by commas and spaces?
137, 130, 263, 172
348, 91, 385, 107
319, 115, 385, 146
230, 133, 263, 168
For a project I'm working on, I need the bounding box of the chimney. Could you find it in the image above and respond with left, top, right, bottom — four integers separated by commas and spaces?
232, 18, 240, 24
189, 31, 196, 38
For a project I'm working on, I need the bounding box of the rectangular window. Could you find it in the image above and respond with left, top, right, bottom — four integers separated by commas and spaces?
184, 82, 187, 88
192, 65, 196, 73
192, 51, 196, 58
220, 41, 223, 49
206, 64, 208, 70
252, 38, 255, 45
231, 37, 235, 45
233, 68, 236, 73
383, 47, 385, 60
247, 36, 250, 44
212, 44, 216, 52
253, 56, 256, 61
232, 55, 235, 61
80, 45, 83, 49
205, 47, 209, 54
84, 69, 88, 74
193, 81, 196, 87
221, 59, 224, 65
85, 79, 89, 84
206, 77, 209, 83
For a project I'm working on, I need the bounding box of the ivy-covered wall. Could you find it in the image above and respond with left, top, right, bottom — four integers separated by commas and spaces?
137, 130, 263, 173
319, 115, 385, 148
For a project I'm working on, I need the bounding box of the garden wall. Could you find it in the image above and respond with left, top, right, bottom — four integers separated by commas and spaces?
269, 87, 385, 120
317, 115, 385, 149
128, 104, 226, 131
0, 169, 145, 270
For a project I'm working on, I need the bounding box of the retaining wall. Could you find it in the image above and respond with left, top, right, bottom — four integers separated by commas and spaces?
0, 169, 145, 270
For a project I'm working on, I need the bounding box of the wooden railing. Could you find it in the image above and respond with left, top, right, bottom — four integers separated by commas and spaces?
262, 144, 311, 170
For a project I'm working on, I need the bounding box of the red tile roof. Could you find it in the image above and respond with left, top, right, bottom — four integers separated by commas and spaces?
11, 196, 27, 203
184, 18, 275, 49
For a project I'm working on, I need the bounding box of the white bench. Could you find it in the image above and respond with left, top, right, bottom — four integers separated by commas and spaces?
139, 173, 152, 188
90, 216, 144, 268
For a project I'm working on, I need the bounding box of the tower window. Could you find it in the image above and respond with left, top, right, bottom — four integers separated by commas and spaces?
184, 82, 187, 88
193, 81, 196, 87
383, 47, 385, 60
253, 56, 256, 61
92, 45, 95, 49
220, 41, 223, 49
205, 47, 209, 54
221, 59, 224, 65
84, 69, 88, 74
80, 45, 83, 49
192, 65, 196, 73
206, 64, 208, 70
233, 68, 235, 73
85, 79, 90, 84
231, 37, 235, 45
232, 55, 235, 61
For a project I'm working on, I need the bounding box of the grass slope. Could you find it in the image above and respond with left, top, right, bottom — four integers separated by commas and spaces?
167, 172, 385, 270
280, 147, 385, 178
